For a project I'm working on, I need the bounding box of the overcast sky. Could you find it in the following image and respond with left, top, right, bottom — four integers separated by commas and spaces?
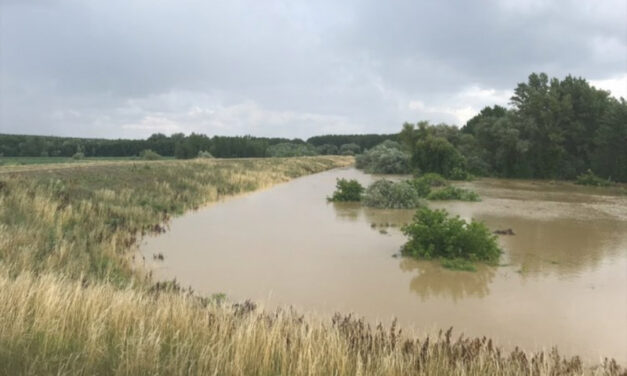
1, 0, 626, 139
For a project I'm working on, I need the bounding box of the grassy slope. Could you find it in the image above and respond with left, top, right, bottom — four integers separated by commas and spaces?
0, 157, 623, 375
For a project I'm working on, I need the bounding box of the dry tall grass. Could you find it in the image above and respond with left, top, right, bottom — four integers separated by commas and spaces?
0, 157, 623, 375
1, 271, 622, 376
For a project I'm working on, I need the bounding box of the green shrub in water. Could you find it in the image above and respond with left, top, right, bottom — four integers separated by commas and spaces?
448, 167, 474, 181
401, 207, 501, 264
328, 178, 364, 202
427, 186, 480, 201
407, 173, 448, 197
362, 179, 423, 209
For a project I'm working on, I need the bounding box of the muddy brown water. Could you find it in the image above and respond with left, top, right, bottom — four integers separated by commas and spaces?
141, 167, 627, 363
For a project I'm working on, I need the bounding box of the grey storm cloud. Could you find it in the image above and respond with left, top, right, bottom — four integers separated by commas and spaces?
1, 0, 626, 139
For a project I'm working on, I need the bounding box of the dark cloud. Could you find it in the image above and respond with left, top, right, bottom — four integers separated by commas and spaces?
1, 0, 625, 139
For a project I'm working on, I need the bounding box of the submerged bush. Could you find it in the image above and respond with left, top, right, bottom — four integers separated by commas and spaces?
415, 173, 448, 186
140, 149, 163, 160
407, 173, 448, 197
402, 207, 501, 264
328, 178, 364, 202
448, 167, 473, 181
355, 140, 411, 174
427, 186, 481, 201
575, 169, 613, 187
362, 179, 423, 209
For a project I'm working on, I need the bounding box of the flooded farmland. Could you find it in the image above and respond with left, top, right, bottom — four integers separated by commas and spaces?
141, 167, 627, 363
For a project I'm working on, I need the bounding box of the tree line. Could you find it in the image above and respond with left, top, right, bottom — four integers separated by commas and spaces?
0, 131, 395, 159
398, 73, 626, 182
2, 73, 624, 181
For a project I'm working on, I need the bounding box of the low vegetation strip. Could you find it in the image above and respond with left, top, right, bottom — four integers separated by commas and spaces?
0, 156, 352, 283
0, 271, 622, 376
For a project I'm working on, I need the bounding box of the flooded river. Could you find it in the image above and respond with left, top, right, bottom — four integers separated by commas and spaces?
141, 167, 627, 363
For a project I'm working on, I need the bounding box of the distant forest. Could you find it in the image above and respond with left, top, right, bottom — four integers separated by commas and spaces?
1, 73, 625, 181
0, 132, 393, 159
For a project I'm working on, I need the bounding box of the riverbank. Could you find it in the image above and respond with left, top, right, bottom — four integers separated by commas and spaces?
0, 156, 352, 282
0, 158, 623, 375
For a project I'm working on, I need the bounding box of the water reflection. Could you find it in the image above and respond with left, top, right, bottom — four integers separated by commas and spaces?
477, 214, 627, 277
399, 258, 495, 301
332, 202, 415, 227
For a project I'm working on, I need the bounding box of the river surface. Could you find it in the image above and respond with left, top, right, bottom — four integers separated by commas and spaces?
141, 167, 627, 363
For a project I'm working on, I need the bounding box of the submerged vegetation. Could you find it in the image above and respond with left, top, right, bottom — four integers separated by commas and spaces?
362, 179, 423, 209
402, 208, 501, 265
358, 173, 481, 209
427, 186, 481, 201
328, 178, 365, 202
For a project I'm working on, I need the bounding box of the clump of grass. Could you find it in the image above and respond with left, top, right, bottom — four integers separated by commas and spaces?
362, 179, 423, 209
427, 186, 481, 201
401, 207, 501, 264
575, 169, 614, 187
328, 178, 364, 202
0, 271, 621, 376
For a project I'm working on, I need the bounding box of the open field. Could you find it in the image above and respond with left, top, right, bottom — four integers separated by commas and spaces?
0, 156, 162, 166
0, 157, 624, 375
